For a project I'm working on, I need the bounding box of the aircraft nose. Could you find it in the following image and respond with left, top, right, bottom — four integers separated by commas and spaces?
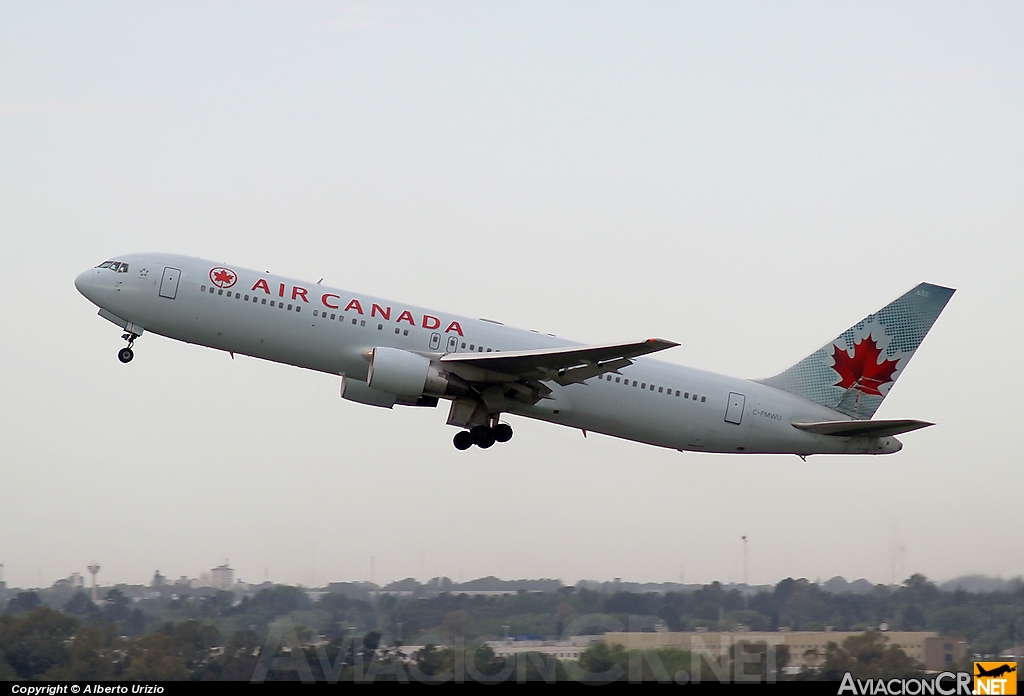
75, 269, 98, 302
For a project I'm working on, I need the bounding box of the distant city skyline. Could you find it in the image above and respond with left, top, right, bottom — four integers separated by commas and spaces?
4, 561, 1020, 593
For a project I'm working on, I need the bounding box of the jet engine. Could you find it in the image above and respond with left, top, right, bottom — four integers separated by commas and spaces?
366, 346, 464, 397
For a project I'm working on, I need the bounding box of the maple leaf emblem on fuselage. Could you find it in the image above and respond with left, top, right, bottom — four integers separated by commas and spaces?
209, 267, 237, 289
831, 334, 899, 396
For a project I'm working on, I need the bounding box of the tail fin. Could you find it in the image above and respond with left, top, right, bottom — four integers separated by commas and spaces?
757, 283, 955, 419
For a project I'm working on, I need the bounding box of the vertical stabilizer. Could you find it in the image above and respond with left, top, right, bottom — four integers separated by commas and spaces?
757, 283, 954, 419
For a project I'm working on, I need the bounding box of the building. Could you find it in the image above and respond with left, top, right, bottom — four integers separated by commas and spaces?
486, 636, 600, 663
211, 563, 234, 591
602, 631, 967, 673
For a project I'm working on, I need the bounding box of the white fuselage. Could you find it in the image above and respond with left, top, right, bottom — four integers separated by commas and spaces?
75, 253, 902, 456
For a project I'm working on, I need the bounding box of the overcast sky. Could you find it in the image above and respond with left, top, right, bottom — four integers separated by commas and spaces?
1, 1, 1022, 590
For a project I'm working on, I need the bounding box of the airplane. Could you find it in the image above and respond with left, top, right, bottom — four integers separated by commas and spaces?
975, 664, 1016, 679
75, 254, 954, 455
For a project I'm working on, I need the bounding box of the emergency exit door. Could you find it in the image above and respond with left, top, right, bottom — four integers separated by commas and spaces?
159, 267, 181, 299
725, 392, 745, 425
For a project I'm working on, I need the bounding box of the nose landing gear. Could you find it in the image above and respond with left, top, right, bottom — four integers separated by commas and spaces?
118, 332, 139, 363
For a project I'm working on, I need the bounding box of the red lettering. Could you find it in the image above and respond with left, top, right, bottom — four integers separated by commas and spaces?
371, 304, 391, 320
278, 283, 286, 298
422, 315, 441, 330
292, 286, 309, 302
345, 299, 364, 314
396, 310, 415, 326
321, 293, 340, 309
251, 278, 271, 294
445, 321, 464, 336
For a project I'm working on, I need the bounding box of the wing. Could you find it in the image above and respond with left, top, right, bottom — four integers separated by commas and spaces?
439, 338, 679, 387
436, 338, 678, 419
792, 419, 933, 438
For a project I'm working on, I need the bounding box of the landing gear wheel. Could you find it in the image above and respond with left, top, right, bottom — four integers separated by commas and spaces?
118, 347, 134, 363
493, 423, 513, 443
453, 431, 473, 451
471, 425, 495, 449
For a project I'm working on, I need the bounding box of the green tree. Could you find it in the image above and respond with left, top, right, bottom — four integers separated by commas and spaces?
103, 588, 132, 624
64, 592, 101, 620
820, 632, 923, 680
0, 608, 78, 679
6, 592, 42, 614
441, 610, 475, 639
45, 622, 117, 680
578, 642, 628, 681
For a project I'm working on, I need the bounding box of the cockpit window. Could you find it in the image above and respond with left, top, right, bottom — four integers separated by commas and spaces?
96, 261, 129, 272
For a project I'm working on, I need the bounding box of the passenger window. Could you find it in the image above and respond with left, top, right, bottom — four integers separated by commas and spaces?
296, 306, 300, 312
219, 289, 224, 295
262, 298, 266, 304
237, 293, 241, 299
210, 287, 215, 294
360, 320, 365, 327
288, 304, 293, 310
692, 394, 697, 400
650, 385, 655, 391
377, 324, 382, 330
632, 381, 637, 387
461, 343, 466, 349
403, 330, 409, 336
701, 396, 706, 402
684, 392, 689, 399
478, 346, 483, 352
615, 377, 621, 383
675, 390, 680, 397
313, 310, 319, 316
245, 295, 249, 301
469, 344, 475, 350
486, 348, 492, 352
641, 383, 646, 389
201, 285, 206, 292
352, 318, 357, 325
395, 328, 400, 334
658, 387, 663, 393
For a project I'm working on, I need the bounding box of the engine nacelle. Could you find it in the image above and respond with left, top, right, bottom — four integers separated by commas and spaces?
366, 347, 455, 397
340, 374, 437, 409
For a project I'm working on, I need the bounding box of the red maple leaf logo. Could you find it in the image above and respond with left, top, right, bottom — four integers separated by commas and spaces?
209, 267, 237, 288
831, 334, 900, 396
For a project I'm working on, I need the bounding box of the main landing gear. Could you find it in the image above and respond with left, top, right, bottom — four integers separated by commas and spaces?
118, 332, 139, 363
453, 423, 514, 450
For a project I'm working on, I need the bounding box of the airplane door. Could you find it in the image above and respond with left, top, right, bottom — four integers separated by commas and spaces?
446, 335, 459, 353
429, 332, 441, 350
159, 267, 181, 299
725, 392, 745, 425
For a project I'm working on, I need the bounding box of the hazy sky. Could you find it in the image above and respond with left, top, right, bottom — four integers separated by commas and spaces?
1, 1, 1022, 590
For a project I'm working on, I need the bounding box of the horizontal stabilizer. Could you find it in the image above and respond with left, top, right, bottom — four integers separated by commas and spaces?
792, 419, 933, 438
